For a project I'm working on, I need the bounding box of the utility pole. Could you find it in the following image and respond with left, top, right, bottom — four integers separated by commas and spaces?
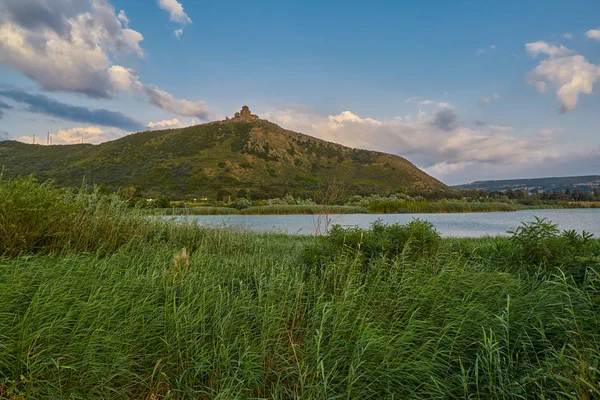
33, 134, 35, 144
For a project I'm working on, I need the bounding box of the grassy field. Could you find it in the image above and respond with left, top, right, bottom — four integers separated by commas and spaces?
1, 177, 599, 399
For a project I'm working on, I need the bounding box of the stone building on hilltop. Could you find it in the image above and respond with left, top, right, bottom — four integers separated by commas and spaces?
232, 106, 260, 121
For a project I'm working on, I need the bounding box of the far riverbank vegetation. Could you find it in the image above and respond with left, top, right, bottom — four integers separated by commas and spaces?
145, 188, 600, 215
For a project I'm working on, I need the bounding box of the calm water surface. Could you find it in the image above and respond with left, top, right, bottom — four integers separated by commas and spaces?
168, 209, 600, 237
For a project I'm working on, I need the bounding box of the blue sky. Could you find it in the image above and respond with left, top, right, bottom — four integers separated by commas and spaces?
0, 0, 599, 184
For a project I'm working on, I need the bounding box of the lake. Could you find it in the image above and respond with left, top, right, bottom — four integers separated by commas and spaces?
167, 208, 600, 237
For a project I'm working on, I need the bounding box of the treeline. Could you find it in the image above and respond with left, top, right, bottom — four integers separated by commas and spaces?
458, 188, 600, 205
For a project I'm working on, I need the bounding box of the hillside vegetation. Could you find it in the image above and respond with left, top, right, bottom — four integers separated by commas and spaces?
1, 177, 599, 398
0, 119, 451, 200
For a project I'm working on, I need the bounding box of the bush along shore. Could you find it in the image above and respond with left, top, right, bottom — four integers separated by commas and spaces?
1, 176, 600, 399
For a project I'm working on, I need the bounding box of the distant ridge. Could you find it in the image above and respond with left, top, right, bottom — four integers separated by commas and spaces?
454, 175, 600, 193
0, 107, 453, 200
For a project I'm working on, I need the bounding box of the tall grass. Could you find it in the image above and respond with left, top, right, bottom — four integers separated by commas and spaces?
0, 177, 599, 398
367, 200, 529, 213
0, 176, 151, 256
0, 176, 245, 256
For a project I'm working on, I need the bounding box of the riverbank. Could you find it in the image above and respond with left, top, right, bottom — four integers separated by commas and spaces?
152, 204, 370, 216
1, 177, 599, 398
148, 201, 578, 216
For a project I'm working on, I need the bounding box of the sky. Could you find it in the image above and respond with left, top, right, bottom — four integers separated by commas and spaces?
0, 0, 599, 185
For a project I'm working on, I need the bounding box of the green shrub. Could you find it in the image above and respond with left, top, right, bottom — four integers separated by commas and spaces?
303, 219, 442, 269
508, 217, 599, 282
153, 196, 171, 208
234, 198, 252, 210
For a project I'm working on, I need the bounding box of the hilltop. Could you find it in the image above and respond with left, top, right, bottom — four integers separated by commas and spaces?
0, 107, 452, 200
455, 175, 600, 193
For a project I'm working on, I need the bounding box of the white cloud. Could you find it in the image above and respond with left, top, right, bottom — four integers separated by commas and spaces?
527, 55, 600, 112
419, 100, 453, 108
0, 0, 140, 97
18, 126, 123, 145
121, 28, 144, 56
525, 41, 573, 58
525, 40, 600, 112
0, 0, 210, 119
141, 84, 210, 118
487, 125, 514, 133
586, 28, 600, 41
263, 108, 551, 181
54, 127, 106, 143
537, 128, 564, 142
117, 10, 129, 28
561, 33, 573, 39
476, 45, 496, 55
109, 66, 210, 118
158, 0, 192, 24
148, 118, 184, 129
158, 0, 191, 37
148, 117, 204, 129
425, 161, 475, 178
108, 65, 137, 92
328, 111, 382, 125
89, 0, 144, 57
448, 147, 600, 185
479, 93, 501, 105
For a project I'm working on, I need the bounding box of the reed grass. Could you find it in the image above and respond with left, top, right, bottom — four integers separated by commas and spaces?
367, 200, 528, 213
1, 177, 599, 399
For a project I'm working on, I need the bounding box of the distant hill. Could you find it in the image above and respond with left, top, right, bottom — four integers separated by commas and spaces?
454, 176, 600, 193
0, 107, 452, 200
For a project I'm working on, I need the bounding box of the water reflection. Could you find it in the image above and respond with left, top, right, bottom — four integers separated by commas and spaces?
168, 209, 600, 237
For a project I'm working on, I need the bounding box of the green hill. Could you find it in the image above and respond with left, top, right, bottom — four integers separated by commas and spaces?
0, 111, 452, 200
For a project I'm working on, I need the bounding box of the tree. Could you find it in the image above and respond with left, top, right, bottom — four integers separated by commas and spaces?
313, 178, 346, 235
154, 197, 171, 208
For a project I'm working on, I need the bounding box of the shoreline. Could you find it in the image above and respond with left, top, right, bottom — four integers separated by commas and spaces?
148, 203, 600, 216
